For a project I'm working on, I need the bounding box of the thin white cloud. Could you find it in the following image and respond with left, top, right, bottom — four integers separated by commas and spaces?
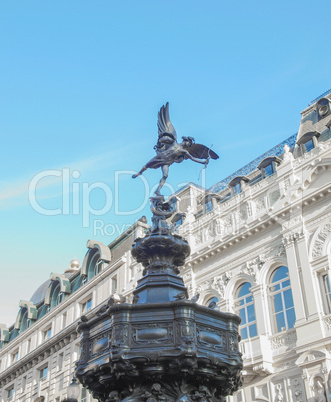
0, 144, 133, 208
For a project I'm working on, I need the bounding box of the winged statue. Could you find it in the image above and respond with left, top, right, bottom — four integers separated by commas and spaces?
132, 102, 219, 196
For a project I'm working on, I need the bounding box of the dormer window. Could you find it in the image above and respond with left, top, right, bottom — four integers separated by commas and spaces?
233, 183, 241, 195
228, 176, 250, 197
206, 200, 213, 212
264, 163, 274, 177
257, 156, 281, 179
316, 98, 330, 120
171, 212, 185, 230
174, 216, 183, 228
297, 131, 320, 154
304, 138, 314, 152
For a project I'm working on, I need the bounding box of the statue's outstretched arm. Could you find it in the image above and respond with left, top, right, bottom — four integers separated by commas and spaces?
184, 150, 209, 165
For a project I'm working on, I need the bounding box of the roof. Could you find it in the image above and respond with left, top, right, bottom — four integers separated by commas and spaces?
30, 279, 51, 305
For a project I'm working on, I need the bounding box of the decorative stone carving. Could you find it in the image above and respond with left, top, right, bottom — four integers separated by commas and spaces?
269, 329, 297, 350
275, 383, 284, 401
255, 197, 265, 213
252, 363, 272, 376
282, 215, 303, 230
283, 144, 294, 162
212, 273, 231, 299
272, 244, 286, 258
323, 316, 331, 331
312, 222, 331, 258
282, 233, 298, 248
197, 279, 213, 294
291, 377, 304, 402
313, 376, 327, 402
182, 272, 192, 282
284, 178, 291, 192
243, 254, 266, 281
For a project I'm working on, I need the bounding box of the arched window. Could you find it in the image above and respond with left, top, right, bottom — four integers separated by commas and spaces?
20, 308, 31, 332
87, 253, 102, 280
235, 282, 257, 340
270, 266, 296, 332
50, 283, 64, 309
206, 296, 219, 307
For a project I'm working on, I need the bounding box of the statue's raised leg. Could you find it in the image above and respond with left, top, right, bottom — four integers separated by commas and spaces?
132, 166, 147, 179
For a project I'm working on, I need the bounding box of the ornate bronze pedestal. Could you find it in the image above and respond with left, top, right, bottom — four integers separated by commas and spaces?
75, 196, 242, 401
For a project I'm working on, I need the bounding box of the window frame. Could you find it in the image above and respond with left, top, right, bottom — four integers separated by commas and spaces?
303, 138, 315, 153
43, 326, 52, 341
233, 182, 242, 196
39, 365, 48, 381
297, 131, 320, 154
11, 349, 19, 364
111, 276, 118, 294
81, 297, 93, 314
319, 273, 331, 314
234, 282, 258, 340
263, 163, 274, 178
205, 200, 213, 213
269, 266, 296, 333
7, 386, 14, 400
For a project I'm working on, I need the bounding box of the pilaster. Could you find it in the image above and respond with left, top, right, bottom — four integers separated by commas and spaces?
296, 231, 319, 319
282, 234, 307, 324
250, 284, 268, 335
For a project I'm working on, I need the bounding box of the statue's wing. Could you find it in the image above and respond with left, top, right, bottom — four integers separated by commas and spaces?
186, 144, 219, 160
157, 102, 177, 140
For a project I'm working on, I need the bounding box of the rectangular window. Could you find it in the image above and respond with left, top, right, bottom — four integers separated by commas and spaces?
233, 183, 241, 195
264, 163, 274, 177
206, 200, 213, 213
43, 327, 52, 340
12, 350, 19, 363
128, 265, 134, 281
22, 376, 27, 392
112, 277, 118, 294
322, 274, 331, 313
27, 338, 31, 354
7, 387, 14, 399
58, 352, 64, 371
62, 312, 67, 328
82, 298, 92, 313
39, 366, 48, 381
304, 138, 314, 152
174, 216, 183, 230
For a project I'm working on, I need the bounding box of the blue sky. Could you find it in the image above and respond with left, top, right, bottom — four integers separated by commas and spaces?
0, 0, 330, 326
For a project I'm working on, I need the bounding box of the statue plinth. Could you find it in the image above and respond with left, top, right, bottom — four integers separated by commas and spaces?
75, 197, 243, 401
131, 233, 190, 303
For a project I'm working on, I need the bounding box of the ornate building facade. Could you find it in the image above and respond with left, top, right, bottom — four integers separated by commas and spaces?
1, 90, 331, 401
